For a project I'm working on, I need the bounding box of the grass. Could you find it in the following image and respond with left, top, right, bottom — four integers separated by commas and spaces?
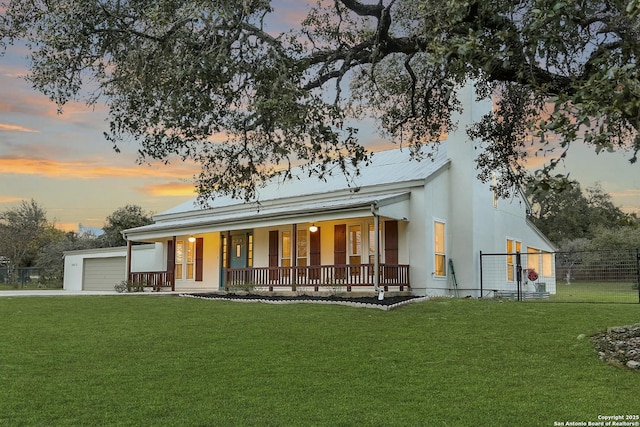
0, 296, 639, 426
549, 280, 640, 303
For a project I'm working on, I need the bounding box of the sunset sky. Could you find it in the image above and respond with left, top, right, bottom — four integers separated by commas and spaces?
1, 2, 639, 233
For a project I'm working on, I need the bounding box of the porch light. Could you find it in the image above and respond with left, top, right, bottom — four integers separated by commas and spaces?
309, 224, 318, 233
188, 236, 196, 243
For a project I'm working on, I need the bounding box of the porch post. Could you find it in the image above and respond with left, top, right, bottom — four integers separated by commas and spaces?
372, 206, 380, 293
225, 231, 231, 269
168, 236, 176, 291
374, 214, 380, 292
126, 240, 132, 283
291, 223, 297, 290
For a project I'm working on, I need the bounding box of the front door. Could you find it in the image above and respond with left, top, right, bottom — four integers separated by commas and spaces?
230, 234, 248, 269
220, 232, 252, 290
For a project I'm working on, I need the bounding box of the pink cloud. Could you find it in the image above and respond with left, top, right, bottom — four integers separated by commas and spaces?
138, 182, 197, 197
0, 196, 25, 204
610, 189, 640, 198
0, 156, 199, 180
0, 123, 39, 133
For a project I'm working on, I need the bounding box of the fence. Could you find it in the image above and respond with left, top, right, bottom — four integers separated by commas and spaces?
0, 267, 44, 287
480, 249, 640, 303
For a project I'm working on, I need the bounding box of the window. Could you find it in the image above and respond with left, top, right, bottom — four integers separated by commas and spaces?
175, 238, 195, 281
248, 234, 253, 267
541, 251, 553, 276
527, 247, 553, 277
297, 229, 308, 267
507, 239, 521, 282
348, 225, 362, 265
434, 221, 446, 277
175, 240, 184, 280
186, 239, 195, 279
348, 225, 362, 276
527, 248, 541, 273
368, 223, 384, 264
368, 224, 376, 264
281, 231, 291, 267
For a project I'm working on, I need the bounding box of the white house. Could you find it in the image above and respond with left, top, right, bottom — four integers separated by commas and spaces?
113, 84, 556, 297
62, 84, 555, 295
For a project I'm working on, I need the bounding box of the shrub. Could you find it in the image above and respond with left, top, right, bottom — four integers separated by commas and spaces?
114, 280, 145, 293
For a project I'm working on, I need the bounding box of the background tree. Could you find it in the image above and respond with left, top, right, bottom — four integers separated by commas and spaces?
0, 200, 56, 283
98, 205, 154, 247
587, 225, 640, 251
1, 1, 639, 201
527, 178, 635, 244
35, 231, 100, 287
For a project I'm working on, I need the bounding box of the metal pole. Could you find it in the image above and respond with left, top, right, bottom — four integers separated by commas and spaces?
373, 212, 380, 293
516, 252, 522, 301
636, 248, 640, 304
479, 251, 483, 298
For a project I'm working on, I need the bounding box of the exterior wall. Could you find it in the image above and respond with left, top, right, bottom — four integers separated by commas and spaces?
397, 220, 409, 273
203, 232, 221, 290
132, 243, 164, 272
486, 199, 557, 295
172, 232, 221, 292
405, 172, 451, 297
438, 83, 556, 297
426, 171, 451, 296
405, 187, 427, 295
445, 84, 494, 297
253, 228, 270, 267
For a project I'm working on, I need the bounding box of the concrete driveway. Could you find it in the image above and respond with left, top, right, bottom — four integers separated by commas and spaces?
0, 290, 178, 297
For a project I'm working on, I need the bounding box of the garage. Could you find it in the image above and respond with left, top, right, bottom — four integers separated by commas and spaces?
82, 257, 126, 291
64, 245, 162, 292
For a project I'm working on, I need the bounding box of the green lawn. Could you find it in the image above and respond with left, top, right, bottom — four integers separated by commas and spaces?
0, 282, 62, 291
549, 280, 640, 303
0, 296, 638, 426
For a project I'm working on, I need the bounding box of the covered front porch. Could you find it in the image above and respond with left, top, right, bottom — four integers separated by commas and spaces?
124, 191, 414, 294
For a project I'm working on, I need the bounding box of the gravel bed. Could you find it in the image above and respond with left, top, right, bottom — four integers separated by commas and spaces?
181, 293, 427, 310
591, 324, 640, 371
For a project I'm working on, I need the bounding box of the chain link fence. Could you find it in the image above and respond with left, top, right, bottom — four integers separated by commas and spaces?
0, 267, 44, 288
480, 249, 640, 303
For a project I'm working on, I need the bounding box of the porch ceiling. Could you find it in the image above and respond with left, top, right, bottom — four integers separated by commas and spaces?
124, 192, 411, 241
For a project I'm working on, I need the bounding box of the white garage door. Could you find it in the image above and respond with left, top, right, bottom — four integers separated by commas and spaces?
83, 257, 126, 291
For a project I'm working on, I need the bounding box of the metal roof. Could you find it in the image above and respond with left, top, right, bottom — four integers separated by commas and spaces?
158, 144, 448, 218
122, 145, 451, 240
124, 192, 412, 240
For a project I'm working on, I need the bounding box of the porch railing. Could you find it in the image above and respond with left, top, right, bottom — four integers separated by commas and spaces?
225, 264, 410, 292
129, 271, 175, 291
